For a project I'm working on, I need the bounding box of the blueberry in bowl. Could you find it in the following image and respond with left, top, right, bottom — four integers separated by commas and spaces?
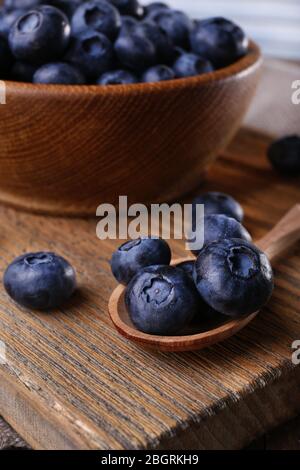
114, 32, 156, 71
111, 237, 171, 285
4, 252, 77, 310
0, 8, 28, 38
111, 0, 144, 18
267, 135, 300, 176
33, 62, 85, 84
97, 69, 138, 85
66, 30, 114, 79
190, 17, 249, 68
125, 265, 199, 335
71, 0, 121, 41
193, 238, 274, 317
142, 64, 174, 82
150, 9, 193, 48
9, 5, 71, 64
173, 52, 213, 78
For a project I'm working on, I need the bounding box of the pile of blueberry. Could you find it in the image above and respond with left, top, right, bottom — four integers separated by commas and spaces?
0, 1, 249, 85
111, 192, 274, 336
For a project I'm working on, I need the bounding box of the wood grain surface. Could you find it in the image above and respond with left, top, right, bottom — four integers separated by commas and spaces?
0, 128, 299, 450
0, 43, 261, 216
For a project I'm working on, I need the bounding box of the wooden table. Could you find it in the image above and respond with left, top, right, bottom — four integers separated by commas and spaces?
0, 127, 299, 449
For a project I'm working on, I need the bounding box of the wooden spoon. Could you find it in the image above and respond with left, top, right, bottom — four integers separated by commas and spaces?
108, 205, 300, 352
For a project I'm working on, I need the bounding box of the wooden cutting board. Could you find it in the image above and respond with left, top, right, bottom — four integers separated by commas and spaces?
0, 128, 299, 450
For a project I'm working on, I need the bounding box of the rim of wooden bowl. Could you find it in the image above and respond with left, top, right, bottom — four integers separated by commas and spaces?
108, 258, 259, 352
5, 41, 261, 97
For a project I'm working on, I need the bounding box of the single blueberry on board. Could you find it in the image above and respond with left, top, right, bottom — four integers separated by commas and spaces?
9, 5, 71, 64
66, 30, 114, 79
193, 238, 274, 317
190, 17, 249, 68
97, 69, 137, 85
4, 252, 77, 310
71, 0, 121, 41
33, 62, 85, 84
191, 214, 251, 256
125, 265, 199, 335
192, 192, 244, 222
142, 64, 174, 82
111, 237, 171, 285
173, 52, 213, 78
267, 135, 300, 176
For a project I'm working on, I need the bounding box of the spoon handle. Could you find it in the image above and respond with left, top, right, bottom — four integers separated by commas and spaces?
257, 204, 300, 262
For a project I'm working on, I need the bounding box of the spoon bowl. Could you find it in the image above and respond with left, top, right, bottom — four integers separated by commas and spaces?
108, 205, 300, 352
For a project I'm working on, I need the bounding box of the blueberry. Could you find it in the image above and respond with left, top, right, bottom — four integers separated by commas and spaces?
97, 68, 137, 85
33, 62, 85, 84
267, 135, 300, 176
111, 0, 143, 18
11, 60, 36, 81
66, 30, 114, 79
193, 238, 274, 317
135, 20, 174, 64
115, 32, 156, 71
125, 265, 199, 335
47, 0, 82, 19
145, 2, 170, 21
192, 192, 244, 222
173, 52, 213, 78
9, 6, 71, 64
3, 0, 41, 9
191, 214, 251, 256
71, 0, 121, 41
153, 10, 193, 48
142, 64, 174, 82
190, 17, 249, 68
111, 237, 171, 285
0, 8, 27, 38
0, 35, 13, 76
119, 15, 138, 35
176, 260, 194, 280
4, 252, 77, 310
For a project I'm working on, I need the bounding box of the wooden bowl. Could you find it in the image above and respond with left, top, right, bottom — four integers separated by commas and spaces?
0, 42, 262, 216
